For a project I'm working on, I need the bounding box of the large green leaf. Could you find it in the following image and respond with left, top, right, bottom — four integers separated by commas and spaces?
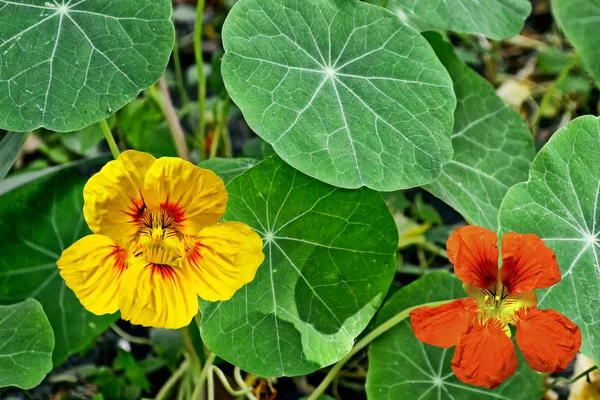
552, 0, 600, 86
0, 0, 174, 132
423, 33, 534, 231
0, 132, 27, 180
0, 157, 119, 365
198, 157, 259, 184
199, 155, 398, 376
499, 116, 600, 364
370, 0, 531, 39
367, 272, 543, 400
222, 0, 455, 191
0, 298, 54, 389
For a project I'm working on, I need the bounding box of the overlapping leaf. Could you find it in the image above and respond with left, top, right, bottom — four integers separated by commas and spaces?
367, 272, 543, 400
499, 116, 600, 364
423, 34, 534, 231
0, 299, 54, 389
0, 132, 27, 180
199, 155, 398, 376
0, 157, 118, 365
199, 157, 259, 184
552, 0, 600, 86
0, 0, 174, 132
222, 0, 455, 191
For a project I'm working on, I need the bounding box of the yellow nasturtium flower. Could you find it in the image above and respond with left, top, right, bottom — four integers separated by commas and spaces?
57, 150, 264, 329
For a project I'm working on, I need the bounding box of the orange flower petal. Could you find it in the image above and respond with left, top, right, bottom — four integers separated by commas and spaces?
447, 226, 499, 289
451, 320, 517, 389
409, 298, 478, 348
501, 232, 561, 294
515, 308, 581, 372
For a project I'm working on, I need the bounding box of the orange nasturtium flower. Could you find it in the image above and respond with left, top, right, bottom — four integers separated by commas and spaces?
410, 226, 581, 389
57, 151, 264, 329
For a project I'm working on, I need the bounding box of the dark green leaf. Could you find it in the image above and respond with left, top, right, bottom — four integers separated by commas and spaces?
0, 132, 27, 181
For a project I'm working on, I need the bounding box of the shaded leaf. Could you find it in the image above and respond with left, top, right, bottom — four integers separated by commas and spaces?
0, 132, 27, 181
199, 157, 259, 184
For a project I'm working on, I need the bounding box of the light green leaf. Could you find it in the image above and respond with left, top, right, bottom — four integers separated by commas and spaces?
367, 271, 543, 400
499, 115, 600, 364
0, 0, 174, 132
423, 34, 534, 231
372, 0, 531, 39
222, 0, 455, 191
199, 155, 398, 376
0, 157, 119, 365
552, 0, 600, 86
198, 157, 259, 184
0, 132, 27, 180
0, 298, 54, 389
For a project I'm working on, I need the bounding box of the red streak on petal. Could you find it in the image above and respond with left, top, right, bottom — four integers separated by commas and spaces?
121, 190, 147, 222
107, 245, 129, 276
160, 195, 186, 224
150, 264, 176, 281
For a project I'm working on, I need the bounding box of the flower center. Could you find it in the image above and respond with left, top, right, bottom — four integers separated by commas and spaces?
134, 208, 182, 268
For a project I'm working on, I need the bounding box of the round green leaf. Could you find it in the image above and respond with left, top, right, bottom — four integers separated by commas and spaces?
552, 0, 600, 86
372, 0, 531, 39
0, 0, 174, 132
0, 157, 119, 365
199, 155, 398, 376
222, 0, 455, 191
367, 271, 543, 400
198, 157, 259, 184
0, 298, 54, 389
499, 115, 600, 364
423, 33, 534, 231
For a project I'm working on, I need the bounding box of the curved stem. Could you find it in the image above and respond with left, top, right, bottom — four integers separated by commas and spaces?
547, 365, 598, 391
155, 358, 190, 400
209, 94, 231, 159
191, 351, 216, 399
99, 119, 120, 159
194, 0, 207, 160
307, 300, 449, 400
110, 324, 151, 345
157, 76, 190, 161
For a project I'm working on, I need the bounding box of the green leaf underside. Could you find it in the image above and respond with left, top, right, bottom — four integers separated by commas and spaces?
423, 33, 534, 231
0, 0, 174, 132
199, 155, 398, 377
222, 0, 455, 191
552, 0, 600, 86
378, 0, 531, 40
499, 116, 600, 364
0, 132, 28, 181
0, 298, 54, 389
367, 272, 543, 400
198, 157, 259, 184
0, 157, 118, 365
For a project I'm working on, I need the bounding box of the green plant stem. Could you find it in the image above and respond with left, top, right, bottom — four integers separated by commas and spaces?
531, 54, 579, 133
194, 0, 207, 160
546, 365, 598, 391
172, 35, 189, 107
209, 365, 255, 399
155, 358, 190, 400
210, 94, 231, 158
155, 76, 190, 161
110, 324, 151, 345
191, 352, 216, 399
421, 241, 449, 259
307, 300, 449, 400
99, 119, 120, 159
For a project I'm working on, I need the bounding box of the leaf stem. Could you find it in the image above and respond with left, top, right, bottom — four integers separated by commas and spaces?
210, 94, 231, 158
531, 54, 580, 133
191, 351, 216, 399
546, 365, 598, 391
307, 300, 449, 400
195, 0, 207, 160
155, 358, 190, 400
110, 324, 151, 345
172, 34, 189, 107
99, 119, 120, 159
154, 76, 190, 161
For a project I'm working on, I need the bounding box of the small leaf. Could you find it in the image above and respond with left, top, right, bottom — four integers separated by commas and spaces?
423, 33, 535, 231
0, 298, 54, 389
0, 132, 27, 181
149, 328, 184, 370
367, 271, 543, 400
113, 349, 151, 391
222, 0, 455, 190
199, 155, 398, 376
499, 115, 600, 365
0, 157, 119, 365
0, 0, 175, 132
198, 157, 259, 184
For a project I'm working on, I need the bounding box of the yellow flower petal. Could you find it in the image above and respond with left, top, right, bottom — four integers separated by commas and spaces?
57, 234, 128, 315
182, 222, 264, 301
118, 260, 198, 329
84, 150, 156, 245
143, 158, 227, 235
